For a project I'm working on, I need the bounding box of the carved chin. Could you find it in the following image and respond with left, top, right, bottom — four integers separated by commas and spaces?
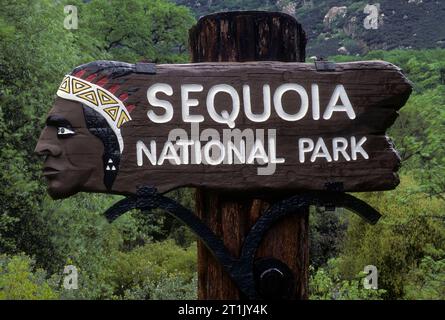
45, 178, 81, 200
47, 185, 77, 200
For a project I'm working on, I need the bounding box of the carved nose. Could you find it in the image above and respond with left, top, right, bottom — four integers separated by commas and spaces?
34, 140, 49, 156
34, 129, 62, 157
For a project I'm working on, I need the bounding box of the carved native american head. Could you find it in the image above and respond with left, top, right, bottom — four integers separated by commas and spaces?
35, 61, 140, 199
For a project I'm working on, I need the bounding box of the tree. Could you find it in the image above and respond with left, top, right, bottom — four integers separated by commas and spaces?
337, 175, 445, 299
79, 0, 195, 63
0, 0, 196, 270
0, 254, 58, 300
404, 248, 445, 300
309, 258, 386, 300
0, 0, 87, 266
310, 207, 347, 268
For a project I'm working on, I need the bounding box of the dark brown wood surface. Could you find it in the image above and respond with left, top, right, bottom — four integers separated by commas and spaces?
189, 11, 307, 63
190, 11, 309, 300
43, 60, 411, 196
102, 60, 412, 195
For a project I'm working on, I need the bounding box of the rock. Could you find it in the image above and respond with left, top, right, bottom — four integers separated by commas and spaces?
323, 6, 348, 26
343, 16, 358, 37
337, 46, 349, 55
277, 0, 296, 15
302, 0, 314, 8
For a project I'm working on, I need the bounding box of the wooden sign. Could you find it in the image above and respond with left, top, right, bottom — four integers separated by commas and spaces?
35, 60, 412, 199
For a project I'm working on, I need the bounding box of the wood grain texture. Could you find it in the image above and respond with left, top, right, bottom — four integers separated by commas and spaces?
191, 11, 309, 301
45, 60, 412, 194
95, 60, 412, 195
189, 11, 307, 63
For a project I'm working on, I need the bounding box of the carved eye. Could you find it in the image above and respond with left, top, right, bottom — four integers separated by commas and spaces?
57, 127, 75, 137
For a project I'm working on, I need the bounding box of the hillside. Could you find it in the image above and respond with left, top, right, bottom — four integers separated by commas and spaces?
174, 0, 445, 57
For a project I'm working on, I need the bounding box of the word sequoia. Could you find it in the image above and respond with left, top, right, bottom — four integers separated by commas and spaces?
146, 83, 355, 128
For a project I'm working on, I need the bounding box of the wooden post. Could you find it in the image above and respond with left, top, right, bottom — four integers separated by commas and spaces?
189, 11, 309, 300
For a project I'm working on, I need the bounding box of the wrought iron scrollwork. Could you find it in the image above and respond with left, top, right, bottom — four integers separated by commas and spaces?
104, 186, 381, 299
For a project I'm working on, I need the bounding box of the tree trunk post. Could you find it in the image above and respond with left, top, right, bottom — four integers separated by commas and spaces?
189, 11, 308, 300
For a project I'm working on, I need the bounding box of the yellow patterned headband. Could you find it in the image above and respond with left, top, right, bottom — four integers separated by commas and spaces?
56, 75, 132, 153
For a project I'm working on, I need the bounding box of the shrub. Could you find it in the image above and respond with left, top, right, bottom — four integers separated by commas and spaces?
309, 259, 385, 300
0, 254, 58, 300
337, 175, 445, 298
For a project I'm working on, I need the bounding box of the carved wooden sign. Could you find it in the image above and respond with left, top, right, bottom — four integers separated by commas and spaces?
35, 60, 412, 199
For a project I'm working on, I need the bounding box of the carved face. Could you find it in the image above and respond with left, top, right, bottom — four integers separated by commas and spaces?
34, 98, 105, 199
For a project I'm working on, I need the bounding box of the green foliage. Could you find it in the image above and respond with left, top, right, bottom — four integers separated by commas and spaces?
36, 192, 197, 300
0, 0, 86, 265
0, 0, 198, 272
0, 254, 58, 300
174, 0, 278, 18
41, 204, 197, 300
122, 272, 197, 300
321, 49, 445, 299
105, 240, 197, 299
161, 188, 196, 247
80, 0, 195, 63
404, 247, 445, 300
309, 259, 386, 300
0, 0, 197, 300
309, 207, 347, 268
37, 194, 123, 298
338, 175, 445, 299
114, 188, 196, 250
333, 49, 445, 92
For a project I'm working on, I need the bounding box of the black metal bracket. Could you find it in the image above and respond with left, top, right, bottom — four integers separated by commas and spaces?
104, 186, 381, 299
